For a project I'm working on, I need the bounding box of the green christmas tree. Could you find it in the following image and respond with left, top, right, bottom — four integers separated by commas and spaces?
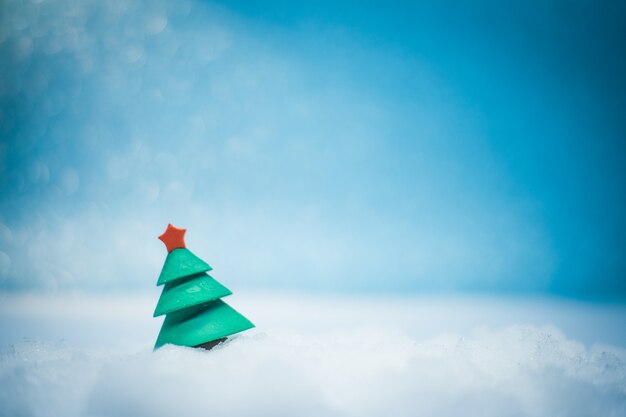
153, 224, 254, 349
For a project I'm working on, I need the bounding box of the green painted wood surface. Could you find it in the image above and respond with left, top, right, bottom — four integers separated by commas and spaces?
153, 272, 232, 317
157, 248, 212, 286
154, 299, 255, 348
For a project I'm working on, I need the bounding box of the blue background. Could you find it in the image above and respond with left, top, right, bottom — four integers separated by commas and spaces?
0, 0, 624, 297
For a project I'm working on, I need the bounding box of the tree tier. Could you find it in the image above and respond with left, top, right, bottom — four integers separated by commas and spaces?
157, 248, 212, 285
153, 272, 232, 317
154, 299, 254, 348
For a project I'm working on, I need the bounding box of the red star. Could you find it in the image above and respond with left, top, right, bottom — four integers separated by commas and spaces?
158, 224, 187, 252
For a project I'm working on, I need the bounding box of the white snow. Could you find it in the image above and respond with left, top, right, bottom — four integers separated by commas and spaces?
0, 293, 625, 417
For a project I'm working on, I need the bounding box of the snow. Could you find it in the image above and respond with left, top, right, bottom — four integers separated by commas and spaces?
0, 293, 625, 416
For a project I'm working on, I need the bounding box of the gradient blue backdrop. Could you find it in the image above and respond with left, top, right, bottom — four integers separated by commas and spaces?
0, 0, 624, 297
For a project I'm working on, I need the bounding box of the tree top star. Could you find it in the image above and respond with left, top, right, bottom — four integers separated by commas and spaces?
158, 224, 187, 252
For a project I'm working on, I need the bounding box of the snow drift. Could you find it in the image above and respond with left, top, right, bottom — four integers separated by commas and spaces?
1, 325, 625, 417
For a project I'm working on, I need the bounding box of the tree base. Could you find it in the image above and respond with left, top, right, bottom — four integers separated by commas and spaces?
194, 337, 227, 351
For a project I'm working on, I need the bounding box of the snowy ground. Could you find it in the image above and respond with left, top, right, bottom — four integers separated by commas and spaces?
0, 292, 625, 417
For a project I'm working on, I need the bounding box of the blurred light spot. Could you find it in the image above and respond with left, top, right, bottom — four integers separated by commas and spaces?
27, 160, 50, 184
138, 180, 160, 204
59, 167, 80, 196
42, 37, 62, 54
147, 87, 164, 103
0, 252, 11, 276
226, 136, 253, 158
144, 15, 167, 35
56, 268, 76, 287
79, 56, 95, 74
40, 271, 59, 292
14, 36, 34, 60
157, 30, 179, 57
186, 114, 206, 136
0, 26, 8, 45
9, 5, 32, 31
59, 28, 79, 52
40, 94, 64, 117
154, 152, 179, 172
169, 0, 192, 17
0, 224, 13, 245
162, 181, 193, 204
196, 29, 230, 62
123, 44, 143, 63
43, 184, 64, 202
106, 156, 131, 180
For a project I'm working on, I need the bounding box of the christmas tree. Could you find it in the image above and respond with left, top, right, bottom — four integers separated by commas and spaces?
153, 224, 254, 349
